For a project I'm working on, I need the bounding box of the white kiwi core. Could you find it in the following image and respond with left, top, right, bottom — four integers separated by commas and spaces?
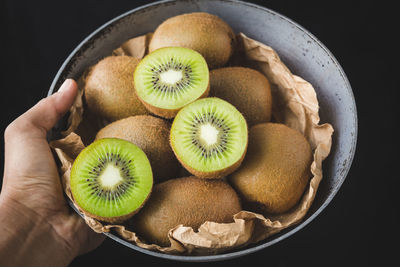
159, 69, 183, 85
98, 164, 123, 189
199, 123, 219, 146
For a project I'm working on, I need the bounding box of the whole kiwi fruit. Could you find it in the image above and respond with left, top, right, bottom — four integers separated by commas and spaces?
96, 115, 180, 183
84, 56, 148, 122
210, 67, 272, 127
149, 12, 236, 69
230, 123, 313, 214
131, 176, 242, 246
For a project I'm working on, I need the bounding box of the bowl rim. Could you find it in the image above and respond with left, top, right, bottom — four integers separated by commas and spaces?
48, 0, 358, 262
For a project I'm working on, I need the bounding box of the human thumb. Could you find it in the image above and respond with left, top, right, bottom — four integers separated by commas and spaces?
7, 79, 78, 139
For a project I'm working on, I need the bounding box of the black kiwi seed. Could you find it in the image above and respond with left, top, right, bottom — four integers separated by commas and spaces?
81, 156, 137, 200
185, 111, 233, 158
171, 98, 247, 178
146, 59, 194, 94
71, 138, 153, 225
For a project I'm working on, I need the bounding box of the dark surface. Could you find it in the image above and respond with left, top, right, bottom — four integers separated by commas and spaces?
1, 0, 398, 266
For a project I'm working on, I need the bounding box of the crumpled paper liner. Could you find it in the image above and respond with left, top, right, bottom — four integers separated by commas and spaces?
50, 32, 334, 255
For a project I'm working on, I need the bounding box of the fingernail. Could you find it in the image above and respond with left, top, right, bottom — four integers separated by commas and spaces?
58, 79, 73, 93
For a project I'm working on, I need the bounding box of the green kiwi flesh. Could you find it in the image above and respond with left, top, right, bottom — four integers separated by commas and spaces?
210, 67, 272, 126
229, 123, 313, 214
149, 12, 236, 69
134, 47, 210, 118
95, 115, 180, 183
70, 138, 153, 223
170, 97, 248, 178
131, 176, 242, 246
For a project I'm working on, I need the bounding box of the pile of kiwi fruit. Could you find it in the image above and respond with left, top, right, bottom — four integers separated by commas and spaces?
69, 12, 313, 249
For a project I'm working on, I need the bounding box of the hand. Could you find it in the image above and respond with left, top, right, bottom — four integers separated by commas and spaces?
0, 79, 104, 267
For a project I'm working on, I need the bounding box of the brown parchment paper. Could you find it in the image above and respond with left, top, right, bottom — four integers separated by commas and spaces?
50, 32, 334, 255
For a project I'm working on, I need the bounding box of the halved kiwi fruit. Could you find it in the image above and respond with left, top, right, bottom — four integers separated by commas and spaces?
134, 47, 210, 118
170, 97, 248, 179
70, 138, 153, 223
95, 115, 180, 183
149, 12, 236, 69
229, 123, 313, 214
131, 176, 242, 247
210, 67, 272, 127
84, 56, 148, 122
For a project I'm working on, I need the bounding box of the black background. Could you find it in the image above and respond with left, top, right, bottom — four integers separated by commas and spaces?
1, 0, 398, 266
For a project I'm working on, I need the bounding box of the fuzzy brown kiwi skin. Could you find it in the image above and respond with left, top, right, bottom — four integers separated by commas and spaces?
84, 56, 149, 122
210, 67, 272, 127
96, 115, 180, 183
137, 82, 210, 119
229, 123, 313, 214
130, 176, 242, 247
149, 12, 236, 69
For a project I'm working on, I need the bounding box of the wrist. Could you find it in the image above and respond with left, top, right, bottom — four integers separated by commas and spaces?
0, 196, 76, 267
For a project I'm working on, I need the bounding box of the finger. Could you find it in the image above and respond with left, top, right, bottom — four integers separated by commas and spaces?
2, 79, 78, 194
6, 79, 78, 139
54, 213, 105, 258
77, 223, 106, 256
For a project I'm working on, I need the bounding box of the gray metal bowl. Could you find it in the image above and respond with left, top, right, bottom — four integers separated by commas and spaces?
48, 0, 357, 262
